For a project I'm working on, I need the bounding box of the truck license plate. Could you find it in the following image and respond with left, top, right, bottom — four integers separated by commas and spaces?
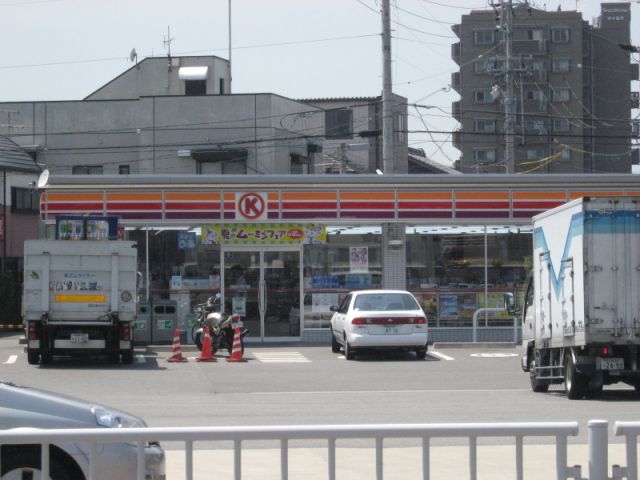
70, 333, 89, 344
597, 357, 624, 370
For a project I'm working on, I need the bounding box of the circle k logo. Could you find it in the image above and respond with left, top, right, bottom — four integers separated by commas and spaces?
237, 192, 266, 220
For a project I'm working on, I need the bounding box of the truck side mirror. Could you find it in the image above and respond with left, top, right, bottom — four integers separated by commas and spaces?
504, 292, 516, 314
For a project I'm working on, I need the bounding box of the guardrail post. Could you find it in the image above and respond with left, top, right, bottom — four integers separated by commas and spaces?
589, 420, 609, 480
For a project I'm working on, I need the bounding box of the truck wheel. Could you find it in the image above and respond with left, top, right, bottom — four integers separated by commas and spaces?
40, 352, 53, 365
121, 351, 134, 365
27, 351, 40, 365
331, 328, 340, 353
529, 360, 549, 393
564, 356, 587, 400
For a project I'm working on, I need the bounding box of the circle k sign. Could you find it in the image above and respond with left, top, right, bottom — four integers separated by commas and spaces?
237, 192, 267, 220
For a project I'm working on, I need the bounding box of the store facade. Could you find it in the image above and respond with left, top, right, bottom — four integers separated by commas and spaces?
38, 173, 640, 343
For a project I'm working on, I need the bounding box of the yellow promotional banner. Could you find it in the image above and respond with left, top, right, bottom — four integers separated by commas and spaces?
54, 294, 107, 303
201, 224, 326, 245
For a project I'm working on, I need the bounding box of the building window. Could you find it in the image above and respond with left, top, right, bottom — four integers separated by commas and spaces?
474, 58, 499, 74
397, 113, 405, 142
119, 165, 130, 175
525, 120, 546, 133
474, 30, 495, 45
290, 154, 309, 174
552, 88, 571, 102
325, 109, 353, 139
474, 119, 496, 133
552, 59, 571, 73
474, 90, 492, 103
554, 148, 571, 161
72, 165, 103, 175
527, 29, 544, 41
526, 148, 545, 160
553, 118, 570, 132
474, 149, 496, 163
551, 27, 570, 43
195, 149, 248, 174
11, 187, 39, 214
526, 90, 544, 101
185, 80, 206, 95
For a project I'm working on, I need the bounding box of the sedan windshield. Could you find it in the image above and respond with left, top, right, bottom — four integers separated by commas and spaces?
354, 293, 420, 311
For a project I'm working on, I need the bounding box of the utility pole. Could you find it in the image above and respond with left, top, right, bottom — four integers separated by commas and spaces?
490, 0, 524, 174
381, 0, 394, 174
228, 0, 232, 93
503, 0, 516, 174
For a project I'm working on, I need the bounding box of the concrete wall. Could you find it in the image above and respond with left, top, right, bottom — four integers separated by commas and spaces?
85, 56, 231, 100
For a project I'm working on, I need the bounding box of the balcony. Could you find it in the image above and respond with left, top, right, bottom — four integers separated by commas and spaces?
451, 42, 461, 65
452, 101, 461, 122
631, 63, 639, 81
452, 129, 462, 150
451, 71, 461, 93
632, 92, 639, 109
451, 24, 461, 38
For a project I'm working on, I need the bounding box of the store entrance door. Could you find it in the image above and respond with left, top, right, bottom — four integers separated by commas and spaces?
222, 247, 301, 342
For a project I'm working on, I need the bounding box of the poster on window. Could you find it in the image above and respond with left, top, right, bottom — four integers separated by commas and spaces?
349, 247, 369, 273
232, 296, 247, 316
439, 294, 459, 320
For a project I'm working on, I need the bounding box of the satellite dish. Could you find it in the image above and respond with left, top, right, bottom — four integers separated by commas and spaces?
37, 169, 49, 189
129, 48, 138, 63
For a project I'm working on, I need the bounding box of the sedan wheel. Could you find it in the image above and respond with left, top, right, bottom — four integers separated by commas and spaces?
344, 338, 355, 360
1, 450, 75, 480
331, 328, 340, 353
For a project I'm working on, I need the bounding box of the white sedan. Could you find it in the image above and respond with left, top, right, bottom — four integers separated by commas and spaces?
330, 290, 429, 360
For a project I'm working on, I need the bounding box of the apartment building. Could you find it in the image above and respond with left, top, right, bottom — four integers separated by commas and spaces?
451, 2, 637, 173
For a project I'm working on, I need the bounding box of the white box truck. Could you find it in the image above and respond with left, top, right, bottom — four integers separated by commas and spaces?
23, 240, 138, 365
521, 197, 640, 399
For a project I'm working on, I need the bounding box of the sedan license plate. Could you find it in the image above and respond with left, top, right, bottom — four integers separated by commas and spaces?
597, 357, 624, 370
384, 326, 399, 335
70, 333, 89, 344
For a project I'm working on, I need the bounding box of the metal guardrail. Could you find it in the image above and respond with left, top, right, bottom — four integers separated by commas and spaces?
0, 422, 584, 480
472, 308, 518, 343
614, 421, 640, 480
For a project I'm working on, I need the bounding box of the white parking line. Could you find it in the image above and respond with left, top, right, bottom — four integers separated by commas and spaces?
3, 355, 17, 364
135, 354, 147, 364
253, 352, 311, 363
429, 351, 454, 361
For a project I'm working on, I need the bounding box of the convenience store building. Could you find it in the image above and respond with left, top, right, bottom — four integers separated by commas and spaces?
39, 172, 640, 344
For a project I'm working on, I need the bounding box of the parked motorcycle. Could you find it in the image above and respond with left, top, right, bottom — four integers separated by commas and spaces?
191, 293, 249, 354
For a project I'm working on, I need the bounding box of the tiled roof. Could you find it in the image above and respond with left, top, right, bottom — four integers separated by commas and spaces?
0, 136, 40, 172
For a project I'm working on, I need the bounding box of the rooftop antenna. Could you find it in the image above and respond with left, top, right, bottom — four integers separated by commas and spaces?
163, 26, 174, 57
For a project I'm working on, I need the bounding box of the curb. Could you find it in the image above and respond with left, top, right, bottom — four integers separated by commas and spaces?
432, 342, 518, 349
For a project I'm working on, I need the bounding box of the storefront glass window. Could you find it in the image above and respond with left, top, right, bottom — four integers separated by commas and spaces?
126, 227, 221, 334
405, 225, 532, 327
303, 226, 382, 329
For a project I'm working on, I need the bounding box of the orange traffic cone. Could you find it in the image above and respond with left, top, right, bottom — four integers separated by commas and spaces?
167, 329, 188, 362
227, 327, 246, 362
196, 326, 217, 362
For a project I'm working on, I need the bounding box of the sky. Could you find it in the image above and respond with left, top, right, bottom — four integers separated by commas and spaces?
0, 0, 638, 167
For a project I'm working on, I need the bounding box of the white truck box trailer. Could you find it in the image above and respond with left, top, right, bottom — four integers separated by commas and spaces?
23, 240, 137, 365
521, 197, 640, 398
